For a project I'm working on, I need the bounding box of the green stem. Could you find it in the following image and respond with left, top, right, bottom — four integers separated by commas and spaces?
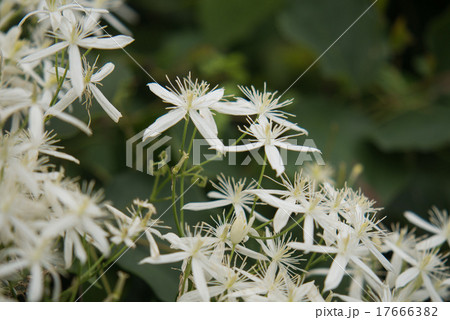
179, 258, 192, 298
171, 175, 183, 236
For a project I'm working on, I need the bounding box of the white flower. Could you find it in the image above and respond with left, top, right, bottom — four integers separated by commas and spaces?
222, 119, 320, 176
144, 75, 225, 150
183, 174, 268, 222
21, 11, 133, 96
43, 181, 110, 268
0, 235, 62, 301
404, 207, 450, 250
386, 244, 448, 302
46, 61, 122, 122
105, 203, 163, 258
255, 229, 302, 272
289, 229, 384, 292
213, 84, 307, 132
140, 230, 218, 301
178, 263, 253, 302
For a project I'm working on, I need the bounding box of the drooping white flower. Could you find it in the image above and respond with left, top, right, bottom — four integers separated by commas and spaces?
221, 119, 320, 176
46, 61, 122, 122
144, 75, 225, 151
21, 11, 133, 96
404, 207, 450, 250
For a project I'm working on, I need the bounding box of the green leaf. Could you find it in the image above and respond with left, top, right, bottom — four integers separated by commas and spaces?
278, 0, 389, 88
426, 7, 450, 72
370, 106, 450, 152
199, 0, 282, 48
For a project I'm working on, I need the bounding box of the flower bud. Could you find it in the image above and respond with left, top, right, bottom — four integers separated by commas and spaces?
230, 215, 247, 244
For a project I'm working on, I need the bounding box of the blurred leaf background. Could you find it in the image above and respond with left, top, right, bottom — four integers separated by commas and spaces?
49, 0, 450, 300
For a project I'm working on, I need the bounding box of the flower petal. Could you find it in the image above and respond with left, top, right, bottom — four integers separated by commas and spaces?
265, 144, 284, 176
194, 88, 224, 109
89, 84, 122, 122
91, 62, 115, 82
147, 83, 184, 106
78, 35, 134, 49
140, 252, 188, 264
191, 259, 209, 302
404, 211, 440, 234
183, 199, 230, 211
274, 141, 321, 153
189, 110, 224, 150
143, 108, 186, 139
68, 45, 84, 96
324, 254, 349, 291
395, 267, 420, 288
21, 41, 68, 63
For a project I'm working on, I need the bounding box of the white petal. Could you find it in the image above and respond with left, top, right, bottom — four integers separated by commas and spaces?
89, 85, 122, 122
211, 101, 255, 116
68, 45, 84, 96
251, 190, 303, 212
53, 111, 92, 135
144, 108, 186, 139
416, 234, 446, 250
422, 273, 442, 302
78, 35, 134, 49
191, 259, 209, 301
222, 142, 263, 153
194, 88, 224, 109
91, 62, 115, 82
273, 199, 295, 233
40, 149, 79, 164
324, 254, 349, 291
21, 41, 68, 63
351, 256, 383, 286
29, 106, 44, 141
199, 108, 218, 135
265, 145, 284, 176
288, 242, 338, 254
274, 141, 321, 153
189, 110, 224, 150
28, 264, 43, 301
183, 199, 230, 211
404, 211, 440, 234
45, 88, 78, 116
396, 267, 420, 288
0, 259, 28, 277
269, 115, 308, 134
303, 215, 314, 249
235, 245, 268, 261
147, 83, 183, 106
140, 252, 188, 264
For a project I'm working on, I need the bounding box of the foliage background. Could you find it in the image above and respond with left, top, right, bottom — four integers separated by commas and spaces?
49, 0, 450, 301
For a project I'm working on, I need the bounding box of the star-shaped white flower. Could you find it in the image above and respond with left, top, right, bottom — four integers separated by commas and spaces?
221, 119, 320, 176
144, 75, 224, 151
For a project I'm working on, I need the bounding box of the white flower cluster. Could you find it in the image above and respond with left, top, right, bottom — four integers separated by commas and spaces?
0, 0, 148, 301
141, 76, 450, 302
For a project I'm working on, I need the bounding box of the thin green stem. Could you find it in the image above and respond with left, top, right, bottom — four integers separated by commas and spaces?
171, 174, 183, 236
